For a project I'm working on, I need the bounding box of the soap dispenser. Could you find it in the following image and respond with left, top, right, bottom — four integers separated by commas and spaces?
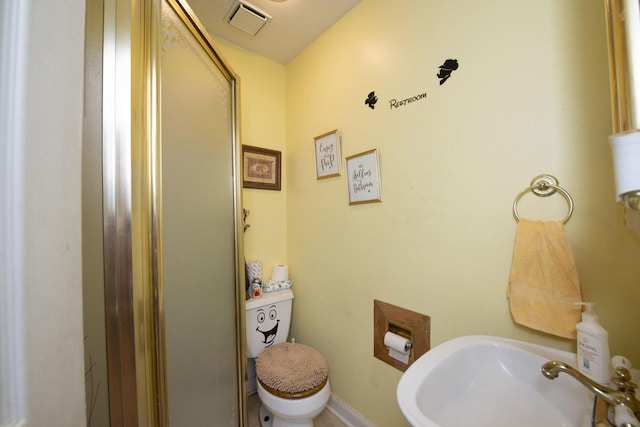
575, 302, 611, 384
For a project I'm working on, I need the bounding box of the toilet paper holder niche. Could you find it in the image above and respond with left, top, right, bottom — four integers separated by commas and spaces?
386, 321, 414, 353
373, 299, 431, 371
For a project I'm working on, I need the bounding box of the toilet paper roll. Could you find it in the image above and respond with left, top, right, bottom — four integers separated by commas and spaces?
271, 264, 289, 282
610, 132, 640, 200
384, 332, 411, 364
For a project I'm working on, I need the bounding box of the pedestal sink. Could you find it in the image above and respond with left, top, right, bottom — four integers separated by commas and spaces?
397, 335, 593, 427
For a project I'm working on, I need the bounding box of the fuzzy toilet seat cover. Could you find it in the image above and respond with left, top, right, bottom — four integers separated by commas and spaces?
255, 342, 328, 395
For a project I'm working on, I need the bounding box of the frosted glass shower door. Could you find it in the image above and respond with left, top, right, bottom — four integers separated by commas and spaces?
161, 2, 239, 425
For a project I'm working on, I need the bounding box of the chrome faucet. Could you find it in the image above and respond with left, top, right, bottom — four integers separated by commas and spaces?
541, 360, 640, 425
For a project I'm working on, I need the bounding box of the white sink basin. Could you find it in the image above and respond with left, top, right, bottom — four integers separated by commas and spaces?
397, 335, 594, 427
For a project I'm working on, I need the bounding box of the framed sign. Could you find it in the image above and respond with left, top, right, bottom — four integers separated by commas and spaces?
242, 145, 281, 190
314, 129, 341, 179
345, 149, 381, 205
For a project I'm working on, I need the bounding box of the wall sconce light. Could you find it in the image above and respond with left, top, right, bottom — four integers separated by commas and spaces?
610, 131, 640, 210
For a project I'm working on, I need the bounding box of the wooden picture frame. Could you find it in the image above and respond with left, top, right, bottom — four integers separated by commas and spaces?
242, 145, 281, 190
345, 149, 381, 205
314, 129, 341, 179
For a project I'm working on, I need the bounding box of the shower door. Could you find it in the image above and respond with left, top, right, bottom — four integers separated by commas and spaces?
159, 1, 243, 425
100, 0, 245, 424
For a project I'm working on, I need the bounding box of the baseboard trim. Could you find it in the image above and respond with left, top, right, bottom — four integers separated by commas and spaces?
326, 394, 374, 427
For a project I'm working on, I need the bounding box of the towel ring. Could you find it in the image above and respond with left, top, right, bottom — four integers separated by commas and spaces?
513, 175, 574, 224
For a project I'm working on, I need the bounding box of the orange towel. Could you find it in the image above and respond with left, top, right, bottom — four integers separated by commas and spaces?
507, 219, 583, 339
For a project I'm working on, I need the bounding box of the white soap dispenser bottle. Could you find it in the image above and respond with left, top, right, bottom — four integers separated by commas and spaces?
575, 302, 611, 384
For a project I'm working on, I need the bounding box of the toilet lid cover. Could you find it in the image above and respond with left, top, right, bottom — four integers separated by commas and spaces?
256, 342, 328, 394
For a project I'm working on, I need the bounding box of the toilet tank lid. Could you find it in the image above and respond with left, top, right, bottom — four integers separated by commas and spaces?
246, 288, 293, 310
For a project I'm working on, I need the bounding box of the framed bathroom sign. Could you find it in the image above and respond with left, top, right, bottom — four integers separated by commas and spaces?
314, 129, 341, 179
345, 149, 381, 205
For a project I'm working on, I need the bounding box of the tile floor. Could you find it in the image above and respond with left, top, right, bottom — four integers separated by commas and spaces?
247, 393, 347, 427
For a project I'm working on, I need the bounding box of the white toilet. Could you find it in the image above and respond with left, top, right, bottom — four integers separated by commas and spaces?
246, 289, 330, 427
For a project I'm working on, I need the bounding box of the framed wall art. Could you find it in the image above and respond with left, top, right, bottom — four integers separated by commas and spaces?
314, 129, 341, 179
242, 145, 281, 190
345, 149, 381, 205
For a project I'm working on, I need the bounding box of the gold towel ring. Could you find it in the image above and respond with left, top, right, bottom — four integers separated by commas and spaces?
513, 174, 574, 224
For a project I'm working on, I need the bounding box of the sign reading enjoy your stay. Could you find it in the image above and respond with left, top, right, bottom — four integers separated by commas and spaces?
314, 130, 341, 179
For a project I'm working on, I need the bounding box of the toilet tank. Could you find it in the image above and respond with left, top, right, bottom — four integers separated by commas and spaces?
245, 289, 293, 358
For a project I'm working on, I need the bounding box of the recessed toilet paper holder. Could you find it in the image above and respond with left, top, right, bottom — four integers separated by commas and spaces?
384, 322, 414, 364
387, 321, 414, 350
373, 300, 430, 372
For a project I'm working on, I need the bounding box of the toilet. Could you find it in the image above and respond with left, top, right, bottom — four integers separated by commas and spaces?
246, 289, 330, 427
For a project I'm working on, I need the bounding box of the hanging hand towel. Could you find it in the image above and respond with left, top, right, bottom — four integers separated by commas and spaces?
507, 219, 583, 339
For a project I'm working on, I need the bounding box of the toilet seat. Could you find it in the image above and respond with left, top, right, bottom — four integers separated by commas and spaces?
258, 375, 328, 399
255, 342, 328, 399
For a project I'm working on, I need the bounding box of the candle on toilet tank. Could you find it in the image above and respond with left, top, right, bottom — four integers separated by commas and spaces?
251, 281, 262, 298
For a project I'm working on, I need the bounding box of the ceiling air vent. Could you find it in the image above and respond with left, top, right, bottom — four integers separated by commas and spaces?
226, 1, 271, 36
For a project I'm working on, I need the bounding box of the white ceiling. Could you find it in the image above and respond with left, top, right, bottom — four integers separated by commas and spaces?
184, 0, 362, 64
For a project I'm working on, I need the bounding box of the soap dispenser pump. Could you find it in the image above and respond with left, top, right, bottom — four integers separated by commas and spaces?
575, 302, 611, 384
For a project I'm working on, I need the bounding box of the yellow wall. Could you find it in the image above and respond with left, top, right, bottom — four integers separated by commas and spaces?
213, 38, 289, 282
218, 0, 640, 425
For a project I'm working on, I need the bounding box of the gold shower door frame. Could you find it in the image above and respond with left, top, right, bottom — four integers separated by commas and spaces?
102, 0, 247, 425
